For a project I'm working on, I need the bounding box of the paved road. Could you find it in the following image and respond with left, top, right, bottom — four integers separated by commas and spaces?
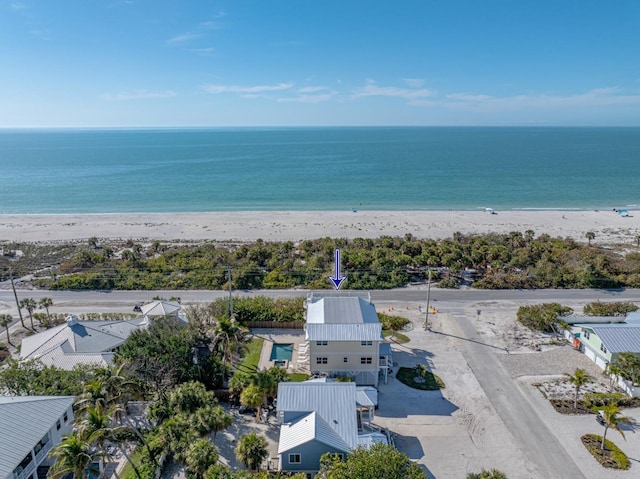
2, 286, 640, 307
449, 309, 584, 479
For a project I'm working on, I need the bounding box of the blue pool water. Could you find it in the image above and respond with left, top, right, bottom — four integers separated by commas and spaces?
270, 343, 293, 361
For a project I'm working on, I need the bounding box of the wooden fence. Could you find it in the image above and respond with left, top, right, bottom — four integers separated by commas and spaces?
246, 321, 305, 329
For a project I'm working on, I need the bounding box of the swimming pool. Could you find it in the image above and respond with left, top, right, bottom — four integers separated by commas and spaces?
270, 343, 293, 361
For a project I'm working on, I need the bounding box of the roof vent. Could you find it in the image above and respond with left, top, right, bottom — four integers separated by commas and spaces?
65, 315, 79, 326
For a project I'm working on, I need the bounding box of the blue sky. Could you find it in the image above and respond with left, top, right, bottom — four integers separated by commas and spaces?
1, 0, 639, 127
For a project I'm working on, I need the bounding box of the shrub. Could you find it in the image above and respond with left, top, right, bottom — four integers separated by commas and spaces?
379, 313, 409, 331
581, 434, 630, 470
583, 301, 638, 317
438, 277, 458, 289
583, 392, 632, 409
516, 303, 573, 332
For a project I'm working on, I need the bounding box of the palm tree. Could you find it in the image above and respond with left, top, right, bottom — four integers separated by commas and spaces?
235, 431, 268, 471
565, 368, 593, 409
599, 402, 630, 450
48, 433, 101, 479
240, 384, 264, 422
18, 297, 37, 330
586, 231, 595, 246
192, 404, 232, 442
0, 314, 12, 345
605, 363, 622, 391
38, 297, 53, 325
214, 317, 248, 370
467, 470, 507, 479
185, 438, 219, 479
615, 352, 640, 386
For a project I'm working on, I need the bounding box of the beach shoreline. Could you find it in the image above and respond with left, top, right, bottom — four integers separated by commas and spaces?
1, 210, 638, 244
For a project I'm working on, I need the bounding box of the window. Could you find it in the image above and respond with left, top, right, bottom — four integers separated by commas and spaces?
56, 420, 61, 430
316, 357, 328, 364
583, 330, 590, 340
600, 343, 608, 354
361, 340, 373, 346
344, 357, 348, 363
63, 412, 68, 422
316, 340, 328, 346
289, 453, 301, 464
336, 453, 344, 460
360, 357, 372, 365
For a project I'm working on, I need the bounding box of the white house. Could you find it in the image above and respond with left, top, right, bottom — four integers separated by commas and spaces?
304, 294, 391, 386
0, 396, 75, 479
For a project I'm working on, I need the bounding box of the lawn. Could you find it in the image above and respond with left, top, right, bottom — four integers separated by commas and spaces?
236, 337, 264, 373
396, 366, 444, 391
383, 329, 410, 344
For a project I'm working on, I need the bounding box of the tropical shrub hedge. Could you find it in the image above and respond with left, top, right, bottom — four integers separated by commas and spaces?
516, 303, 573, 333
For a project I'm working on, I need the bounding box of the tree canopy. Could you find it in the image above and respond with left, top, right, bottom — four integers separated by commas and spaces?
318, 443, 426, 479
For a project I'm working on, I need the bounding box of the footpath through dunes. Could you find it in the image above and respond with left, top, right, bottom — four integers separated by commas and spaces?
0, 209, 638, 243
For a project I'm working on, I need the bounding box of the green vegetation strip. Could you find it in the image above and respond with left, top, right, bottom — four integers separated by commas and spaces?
396, 367, 444, 390
237, 337, 264, 373
383, 330, 410, 344
581, 434, 630, 470
288, 373, 311, 382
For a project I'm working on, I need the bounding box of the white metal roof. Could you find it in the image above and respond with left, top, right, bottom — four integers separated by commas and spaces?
306, 297, 379, 325
278, 411, 351, 454
305, 323, 381, 342
19, 318, 146, 370
277, 382, 358, 450
0, 396, 75, 479
140, 300, 181, 317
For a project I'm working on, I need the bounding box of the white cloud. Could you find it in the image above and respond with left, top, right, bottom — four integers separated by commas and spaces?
434, 87, 640, 111
297, 86, 330, 94
10, 1, 27, 10
403, 78, 425, 88
100, 90, 176, 101
202, 82, 294, 94
352, 80, 433, 101
166, 32, 201, 45
278, 93, 336, 103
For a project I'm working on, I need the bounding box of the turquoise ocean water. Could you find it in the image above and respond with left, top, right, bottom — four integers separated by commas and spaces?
0, 127, 639, 214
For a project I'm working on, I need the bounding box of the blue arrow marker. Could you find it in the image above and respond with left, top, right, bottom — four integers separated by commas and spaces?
328, 248, 347, 290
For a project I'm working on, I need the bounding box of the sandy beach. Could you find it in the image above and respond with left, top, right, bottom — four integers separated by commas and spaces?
0, 209, 638, 244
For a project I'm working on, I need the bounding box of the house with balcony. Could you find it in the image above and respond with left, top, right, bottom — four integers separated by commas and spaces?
304, 294, 391, 386
276, 381, 388, 476
0, 396, 75, 479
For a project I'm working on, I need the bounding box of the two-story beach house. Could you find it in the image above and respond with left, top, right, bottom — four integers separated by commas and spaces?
0, 396, 75, 479
304, 294, 391, 386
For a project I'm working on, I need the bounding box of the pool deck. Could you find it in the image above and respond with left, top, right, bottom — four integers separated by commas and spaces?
253, 329, 309, 373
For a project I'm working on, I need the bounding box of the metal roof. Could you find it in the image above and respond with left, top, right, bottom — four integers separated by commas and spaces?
589, 324, 640, 353
20, 318, 145, 364
0, 396, 75, 479
306, 297, 379, 325
379, 342, 393, 356
305, 323, 381, 342
277, 382, 358, 450
278, 411, 351, 454
140, 300, 181, 317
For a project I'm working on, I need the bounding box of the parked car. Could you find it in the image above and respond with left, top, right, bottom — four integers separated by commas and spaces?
596, 411, 606, 426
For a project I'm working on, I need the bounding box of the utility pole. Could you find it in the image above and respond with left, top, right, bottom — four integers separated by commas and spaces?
10, 269, 25, 329
227, 265, 233, 319
424, 269, 432, 331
